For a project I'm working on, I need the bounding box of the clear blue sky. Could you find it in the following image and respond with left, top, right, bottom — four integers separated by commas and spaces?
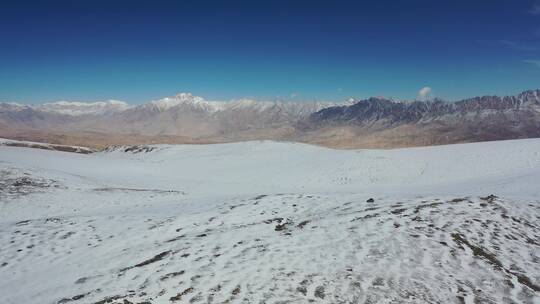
1, 0, 539, 103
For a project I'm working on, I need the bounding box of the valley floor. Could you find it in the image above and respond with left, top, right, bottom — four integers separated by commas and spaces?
0, 139, 539, 304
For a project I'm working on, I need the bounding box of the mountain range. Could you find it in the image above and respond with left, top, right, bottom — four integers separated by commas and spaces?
1, 90, 539, 149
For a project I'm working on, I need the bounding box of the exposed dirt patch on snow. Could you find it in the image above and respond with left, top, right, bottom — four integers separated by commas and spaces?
0, 168, 62, 200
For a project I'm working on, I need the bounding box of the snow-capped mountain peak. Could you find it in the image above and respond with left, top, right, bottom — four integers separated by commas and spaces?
147, 93, 227, 112
39, 100, 130, 116
145, 93, 341, 114
0, 102, 31, 111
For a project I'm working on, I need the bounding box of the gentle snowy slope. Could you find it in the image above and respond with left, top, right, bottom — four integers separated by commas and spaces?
2, 139, 540, 198
0, 139, 539, 303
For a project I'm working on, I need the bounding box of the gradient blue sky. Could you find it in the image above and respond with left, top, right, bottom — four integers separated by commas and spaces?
1, 0, 540, 103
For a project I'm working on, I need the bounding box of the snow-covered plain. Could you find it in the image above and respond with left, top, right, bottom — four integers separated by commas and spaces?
0, 139, 539, 304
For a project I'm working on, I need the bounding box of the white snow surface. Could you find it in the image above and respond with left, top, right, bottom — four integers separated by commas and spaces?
0, 139, 539, 303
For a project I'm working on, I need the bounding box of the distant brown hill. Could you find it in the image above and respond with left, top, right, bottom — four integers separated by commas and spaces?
1, 90, 539, 149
